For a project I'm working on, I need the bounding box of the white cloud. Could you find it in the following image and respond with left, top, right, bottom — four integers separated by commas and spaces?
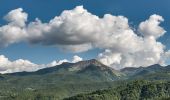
0, 55, 83, 74
0, 8, 27, 47
47, 55, 83, 67
138, 14, 166, 39
4, 8, 28, 27
159, 50, 170, 66
97, 35, 165, 69
0, 6, 169, 70
72, 55, 83, 63
98, 49, 122, 66
0, 55, 39, 74
46, 59, 69, 67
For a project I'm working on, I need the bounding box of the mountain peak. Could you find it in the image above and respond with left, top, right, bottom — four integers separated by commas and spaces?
147, 64, 161, 68
68, 59, 109, 71
77, 59, 107, 67
83, 59, 104, 65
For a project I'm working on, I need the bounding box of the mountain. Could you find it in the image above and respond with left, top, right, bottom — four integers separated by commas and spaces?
70, 62, 170, 100
121, 64, 163, 75
0, 59, 123, 100
121, 64, 170, 80
120, 67, 144, 76
7, 59, 123, 81
1, 59, 170, 99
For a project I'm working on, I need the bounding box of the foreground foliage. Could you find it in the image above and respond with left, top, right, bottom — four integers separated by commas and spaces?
65, 80, 170, 100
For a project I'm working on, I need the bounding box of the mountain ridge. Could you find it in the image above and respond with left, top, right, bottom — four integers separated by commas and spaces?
4, 59, 170, 79
5, 59, 117, 75
1, 59, 170, 99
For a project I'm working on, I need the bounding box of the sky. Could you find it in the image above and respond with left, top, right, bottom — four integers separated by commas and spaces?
0, 0, 170, 73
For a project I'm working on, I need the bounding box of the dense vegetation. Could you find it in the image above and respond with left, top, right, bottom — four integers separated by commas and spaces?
0, 80, 117, 100
65, 80, 170, 100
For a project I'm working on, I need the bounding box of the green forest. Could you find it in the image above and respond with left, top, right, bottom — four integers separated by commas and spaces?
65, 80, 170, 100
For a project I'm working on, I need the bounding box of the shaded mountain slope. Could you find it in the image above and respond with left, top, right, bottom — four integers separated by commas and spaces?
121, 64, 170, 80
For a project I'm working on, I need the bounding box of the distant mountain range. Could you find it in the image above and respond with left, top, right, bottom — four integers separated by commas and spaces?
3, 59, 170, 81
4, 59, 123, 82
121, 64, 170, 80
0, 59, 170, 99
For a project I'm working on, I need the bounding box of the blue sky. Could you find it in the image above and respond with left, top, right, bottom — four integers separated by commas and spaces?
0, 0, 170, 65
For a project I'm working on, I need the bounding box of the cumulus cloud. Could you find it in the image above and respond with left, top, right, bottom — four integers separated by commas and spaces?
0, 6, 133, 50
0, 55, 83, 74
0, 6, 170, 70
4, 8, 28, 27
0, 55, 39, 74
98, 49, 122, 67
72, 55, 83, 63
47, 55, 83, 67
47, 59, 69, 67
138, 14, 166, 39
0, 8, 27, 47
